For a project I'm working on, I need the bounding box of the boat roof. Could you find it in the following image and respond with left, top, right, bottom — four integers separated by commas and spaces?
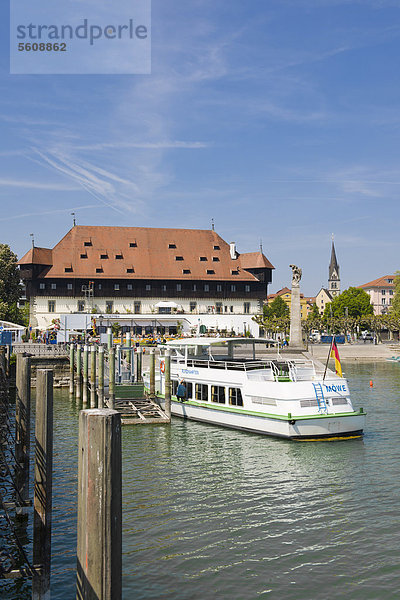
166, 337, 275, 347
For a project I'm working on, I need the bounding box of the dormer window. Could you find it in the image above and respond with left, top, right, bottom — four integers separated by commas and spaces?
80, 253, 88, 259
199, 256, 207, 262
175, 256, 184, 261
212, 257, 220, 262
100, 253, 108, 260
96, 267, 103, 273
115, 254, 123, 260
129, 242, 137, 248
84, 240, 92, 247
207, 269, 215, 275
126, 267, 135, 273
213, 245, 220, 250
64, 267, 73, 273
231, 270, 239, 275
183, 269, 191, 274
168, 243, 177, 249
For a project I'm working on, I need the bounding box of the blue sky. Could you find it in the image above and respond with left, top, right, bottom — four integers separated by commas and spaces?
1, 0, 400, 295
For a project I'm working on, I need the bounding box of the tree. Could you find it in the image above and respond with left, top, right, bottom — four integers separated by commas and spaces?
0, 244, 22, 322
392, 270, 400, 315
323, 287, 373, 320
267, 296, 290, 318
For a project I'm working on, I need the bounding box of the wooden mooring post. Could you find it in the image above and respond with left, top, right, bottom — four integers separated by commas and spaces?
69, 344, 75, 395
32, 369, 53, 599
76, 409, 122, 600
90, 346, 96, 408
76, 345, 82, 401
108, 348, 115, 409
98, 346, 105, 409
136, 347, 142, 382
0, 346, 6, 378
15, 354, 31, 517
82, 345, 89, 406
149, 348, 155, 399
164, 349, 171, 419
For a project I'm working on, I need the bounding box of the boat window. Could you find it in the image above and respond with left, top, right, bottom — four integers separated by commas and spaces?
229, 388, 243, 406
171, 379, 178, 395
211, 386, 225, 404
185, 382, 193, 399
195, 384, 208, 401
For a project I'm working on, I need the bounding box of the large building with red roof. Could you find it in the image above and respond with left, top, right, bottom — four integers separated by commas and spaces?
18, 225, 274, 335
358, 275, 395, 315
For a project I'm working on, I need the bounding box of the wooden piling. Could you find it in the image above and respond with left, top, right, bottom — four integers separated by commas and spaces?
98, 347, 104, 409
5, 344, 11, 377
76, 409, 122, 600
69, 344, 75, 395
107, 327, 113, 351
149, 348, 155, 399
15, 354, 31, 516
82, 345, 89, 406
108, 348, 115, 409
164, 349, 171, 418
136, 347, 142, 382
32, 369, 53, 599
125, 332, 131, 366
76, 345, 82, 401
0, 346, 5, 378
90, 347, 97, 408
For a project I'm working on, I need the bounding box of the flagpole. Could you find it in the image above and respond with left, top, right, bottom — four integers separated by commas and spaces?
323, 335, 334, 381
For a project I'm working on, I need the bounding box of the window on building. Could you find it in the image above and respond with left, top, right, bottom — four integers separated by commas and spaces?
230, 306, 233, 312
127, 284, 133, 291
195, 384, 208, 401
168, 243, 176, 249
382, 298, 386, 305
231, 270, 239, 275
100, 254, 108, 259
192, 284, 197, 292
217, 284, 222, 292
106, 301, 113, 313
78, 301, 85, 312
115, 254, 123, 260
175, 256, 184, 261
129, 242, 137, 247
98, 284, 102, 290
114, 284, 120, 290
382, 290, 386, 295
48, 300, 55, 313
211, 385, 225, 404
51, 283, 56, 290
244, 302, 250, 314
64, 267, 73, 273
176, 284, 182, 292
212, 257, 220, 262
388, 279, 393, 284
80, 254, 88, 259
231, 285, 236, 292
216, 302, 223, 314
229, 388, 243, 406
213, 245, 220, 250
134, 301, 141, 314
146, 284, 151, 291
40, 283, 45, 290
126, 267, 135, 273
389, 298, 392, 305
199, 256, 207, 261
84, 241, 92, 247
331, 282, 337, 289
67, 283, 73, 290
162, 284, 167, 292
204, 284, 209, 292
183, 269, 191, 274
207, 269, 215, 275
245, 285, 250, 293
96, 268, 103, 273
389, 290, 394, 296
190, 302, 197, 312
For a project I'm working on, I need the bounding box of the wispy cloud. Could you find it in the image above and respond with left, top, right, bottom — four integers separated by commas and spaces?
73, 140, 210, 151
0, 177, 79, 191
0, 204, 98, 222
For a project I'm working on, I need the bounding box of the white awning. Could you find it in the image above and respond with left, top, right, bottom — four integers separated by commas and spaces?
154, 301, 179, 308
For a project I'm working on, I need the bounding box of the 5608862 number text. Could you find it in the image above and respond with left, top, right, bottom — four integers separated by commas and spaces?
18, 43, 67, 52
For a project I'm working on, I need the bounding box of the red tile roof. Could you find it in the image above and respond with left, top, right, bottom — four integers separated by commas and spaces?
18, 226, 274, 281
358, 275, 395, 289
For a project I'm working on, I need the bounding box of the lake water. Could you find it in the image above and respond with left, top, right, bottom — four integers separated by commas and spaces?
1, 361, 400, 599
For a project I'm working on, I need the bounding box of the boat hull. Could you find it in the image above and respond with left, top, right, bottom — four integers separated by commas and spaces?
159, 398, 365, 440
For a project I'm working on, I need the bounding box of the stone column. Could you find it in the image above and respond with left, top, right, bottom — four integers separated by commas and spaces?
289, 264, 304, 348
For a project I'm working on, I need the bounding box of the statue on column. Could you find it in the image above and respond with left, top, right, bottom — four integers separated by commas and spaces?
289, 264, 302, 287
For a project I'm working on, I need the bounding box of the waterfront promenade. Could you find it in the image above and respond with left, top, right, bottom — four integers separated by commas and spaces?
309, 342, 400, 361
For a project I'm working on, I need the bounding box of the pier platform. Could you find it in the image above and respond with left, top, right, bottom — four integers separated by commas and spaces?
113, 383, 170, 424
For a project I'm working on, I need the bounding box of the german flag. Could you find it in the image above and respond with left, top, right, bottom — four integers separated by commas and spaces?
331, 338, 343, 377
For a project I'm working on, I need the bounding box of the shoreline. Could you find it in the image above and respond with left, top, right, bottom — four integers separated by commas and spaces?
308, 343, 400, 362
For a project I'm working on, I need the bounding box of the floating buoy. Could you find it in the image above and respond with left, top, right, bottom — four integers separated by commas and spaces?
370, 380, 373, 387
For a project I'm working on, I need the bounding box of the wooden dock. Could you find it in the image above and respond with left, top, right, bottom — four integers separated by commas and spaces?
114, 398, 169, 425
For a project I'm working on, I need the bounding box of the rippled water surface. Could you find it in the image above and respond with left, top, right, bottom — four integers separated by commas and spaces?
2, 361, 400, 599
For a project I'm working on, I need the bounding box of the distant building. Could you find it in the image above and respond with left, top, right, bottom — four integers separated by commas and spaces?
267, 287, 314, 320
315, 288, 332, 315
18, 225, 274, 336
358, 275, 395, 315
328, 238, 340, 298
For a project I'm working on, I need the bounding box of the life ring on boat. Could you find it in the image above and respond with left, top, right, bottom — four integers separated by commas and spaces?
160, 360, 165, 373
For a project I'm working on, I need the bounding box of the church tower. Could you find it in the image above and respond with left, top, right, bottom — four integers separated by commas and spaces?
328, 235, 340, 297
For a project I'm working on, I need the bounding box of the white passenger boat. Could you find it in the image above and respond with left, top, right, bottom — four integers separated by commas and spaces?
146, 338, 366, 441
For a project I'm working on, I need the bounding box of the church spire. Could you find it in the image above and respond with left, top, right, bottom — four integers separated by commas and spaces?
328, 235, 340, 297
